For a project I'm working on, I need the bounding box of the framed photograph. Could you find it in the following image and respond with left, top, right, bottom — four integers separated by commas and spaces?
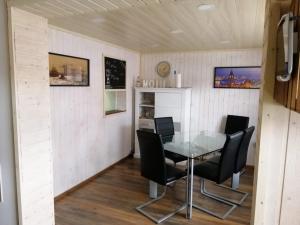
214, 66, 261, 89
49, 53, 89, 86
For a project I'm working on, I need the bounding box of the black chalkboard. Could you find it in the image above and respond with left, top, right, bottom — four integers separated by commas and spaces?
104, 56, 126, 89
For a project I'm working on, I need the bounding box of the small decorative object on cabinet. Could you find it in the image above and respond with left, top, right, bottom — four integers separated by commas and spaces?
135, 76, 142, 87
103, 56, 126, 116
134, 87, 192, 157
176, 72, 182, 88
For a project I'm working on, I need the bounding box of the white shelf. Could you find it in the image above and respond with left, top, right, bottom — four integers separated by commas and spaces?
139, 117, 154, 120
139, 104, 155, 108
105, 89, 126, 92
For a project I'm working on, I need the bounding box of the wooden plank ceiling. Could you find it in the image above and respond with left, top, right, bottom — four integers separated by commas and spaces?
9, 0, 266, 53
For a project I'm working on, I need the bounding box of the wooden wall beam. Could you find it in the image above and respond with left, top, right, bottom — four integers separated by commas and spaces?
251, 1, 291, 224
8, 7, 54, 225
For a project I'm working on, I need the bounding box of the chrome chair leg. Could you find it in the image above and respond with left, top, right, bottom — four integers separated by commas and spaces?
136, 186, 186, 224
214, 182, 248, 205
193, 179, 237, 220
231, 172, 240, 189
240, 167, 247, 176
231, 168, 246, 189
149, 180, 158, 198
204, 173, 249, 205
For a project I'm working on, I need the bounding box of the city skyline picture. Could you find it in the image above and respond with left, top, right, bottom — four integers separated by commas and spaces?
214, 66, 261, 89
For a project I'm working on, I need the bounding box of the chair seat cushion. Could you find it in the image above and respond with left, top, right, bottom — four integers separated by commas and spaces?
166, 165, 186, 183
193, 161, 219, 183
165, 150, 187, 163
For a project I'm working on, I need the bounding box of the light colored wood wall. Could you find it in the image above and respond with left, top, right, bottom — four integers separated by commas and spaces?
279, 111, 300, 225
141, 49, 262, 165
8, 7, 54, 225
252, 0, 300, 224
251, 2, 289, 224
48, 27, 140, 196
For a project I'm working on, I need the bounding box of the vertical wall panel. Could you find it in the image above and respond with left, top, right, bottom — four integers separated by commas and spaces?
141, 49, 262, 165
251, 3, 291, 225
279, 111, 300, 225
0, 1, 18, 224
48, 28, 140, 196
8, 7, 54, 225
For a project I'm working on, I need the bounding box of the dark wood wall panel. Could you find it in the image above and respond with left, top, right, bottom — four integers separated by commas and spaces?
274, 0, 300, 113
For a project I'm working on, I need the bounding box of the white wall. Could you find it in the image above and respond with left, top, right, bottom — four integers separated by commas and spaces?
141, 49, 262, 165
48, 28, 140, 196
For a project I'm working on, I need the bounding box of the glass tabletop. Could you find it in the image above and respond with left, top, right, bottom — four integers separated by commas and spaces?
163, 131, 226, 159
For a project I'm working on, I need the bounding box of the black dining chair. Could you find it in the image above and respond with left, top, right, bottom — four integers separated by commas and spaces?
136, 130, 186, 224
234, 126, 255, 175
224, 115, 250, 134
210, 114, 249, 161
229, 126, 255, 202
154, 117, 187, 166
208, 115, 249, 158
204, 126, 255, 205
192, 131, 244, 219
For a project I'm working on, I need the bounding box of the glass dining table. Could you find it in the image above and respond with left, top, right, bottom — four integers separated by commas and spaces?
148, 131, 226, 219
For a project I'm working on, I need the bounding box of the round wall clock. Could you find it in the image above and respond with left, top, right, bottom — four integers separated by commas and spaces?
156, 61, 171, 78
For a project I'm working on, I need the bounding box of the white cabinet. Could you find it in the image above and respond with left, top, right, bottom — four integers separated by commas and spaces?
155, 93, 182, 107
134, 87, 191, 157
155, 107, 181, 122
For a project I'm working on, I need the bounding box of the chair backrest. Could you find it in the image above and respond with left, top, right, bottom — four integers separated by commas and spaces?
217, 131, 243, 184
154, 117, 174, 143
234, 126, 255, 173
224, 115, 249, 135
136, 130, 167, 185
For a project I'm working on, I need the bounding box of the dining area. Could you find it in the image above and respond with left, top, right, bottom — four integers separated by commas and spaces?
135, 115, 255, 224
3, 1, 300, 225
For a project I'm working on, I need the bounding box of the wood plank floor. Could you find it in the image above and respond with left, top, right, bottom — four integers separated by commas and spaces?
55, 158, 253, 225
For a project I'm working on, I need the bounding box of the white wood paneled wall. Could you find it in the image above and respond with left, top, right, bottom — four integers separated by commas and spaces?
8, 7, 54, 225
141, 49, 262, 165
279, 111, 300, 225
48, 28, 140, 196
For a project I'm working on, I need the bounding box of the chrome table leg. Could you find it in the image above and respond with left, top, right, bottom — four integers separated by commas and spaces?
186, 158, 194, 219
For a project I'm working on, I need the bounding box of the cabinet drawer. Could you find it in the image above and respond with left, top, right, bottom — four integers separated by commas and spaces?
155, 93, 182, 108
